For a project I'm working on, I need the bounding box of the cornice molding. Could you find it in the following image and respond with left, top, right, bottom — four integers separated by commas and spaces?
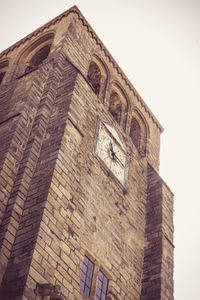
0, 5, 163, 132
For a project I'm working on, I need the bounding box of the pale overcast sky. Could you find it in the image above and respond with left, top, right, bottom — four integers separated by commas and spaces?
1, 1, 200, 299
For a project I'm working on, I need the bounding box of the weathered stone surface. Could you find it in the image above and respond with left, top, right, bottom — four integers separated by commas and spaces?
0, 6, 173, 300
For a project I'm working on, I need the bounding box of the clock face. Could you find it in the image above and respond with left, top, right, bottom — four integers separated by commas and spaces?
94, 121, 128, 186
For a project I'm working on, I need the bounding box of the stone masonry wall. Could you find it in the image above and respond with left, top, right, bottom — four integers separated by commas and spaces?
0, 6, 173, 300
0, 52, 78, 299
161, 183, 174, 300
141, 164, 174, 300
22, 69, 148, 299
0, 61, 53, 283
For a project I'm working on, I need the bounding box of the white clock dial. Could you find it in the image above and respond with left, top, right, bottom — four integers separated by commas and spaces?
94, 121, 128, 186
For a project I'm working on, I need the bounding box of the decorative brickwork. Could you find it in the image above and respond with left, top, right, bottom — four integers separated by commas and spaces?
0, 6, 173, 300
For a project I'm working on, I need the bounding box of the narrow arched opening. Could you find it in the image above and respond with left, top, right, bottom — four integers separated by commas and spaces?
129, 110, 148, 155
87, 61, 101, 95
16, 32, 54, 75
130, 117, 141, 151
30, 44, 51, 67
25, 44, 51, 73
108, 84, 128, 129
109, 91, 122, 124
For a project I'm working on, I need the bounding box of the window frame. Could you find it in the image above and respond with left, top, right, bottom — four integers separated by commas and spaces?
80, 255, 95, 296
15, 31, 54, 76
96, 269, 109, 300
80, 254, 110, 299
108, 83, 128, 130
129, 109, 149, 156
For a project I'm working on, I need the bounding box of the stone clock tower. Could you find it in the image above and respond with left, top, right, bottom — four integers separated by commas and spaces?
0, 6, 174, 300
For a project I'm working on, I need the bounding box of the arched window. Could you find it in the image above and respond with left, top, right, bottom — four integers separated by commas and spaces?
25, 44, 51, 73
87, 56, 107, 99
130, 117, 141, 151
109, 91, 122, 124
87, 61, 101, 95
16, 32, 54, 75
129, 110, 148, 156
108, 84, 128, 128
0, 60, 9, 85
29, 44, 51, 67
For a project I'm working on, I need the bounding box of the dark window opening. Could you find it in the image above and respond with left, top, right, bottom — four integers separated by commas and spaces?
30, 44, 51, 67
96, 270, 109, 300
130, 117, 141, 151
80, 256, 94, 296
87, 61, 101, 95
109, 91, 122, 124
0, 72, 6, 85
25, 44, 51, 73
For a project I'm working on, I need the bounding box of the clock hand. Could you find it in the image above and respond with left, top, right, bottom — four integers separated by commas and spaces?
109, 142, 116, 160
115, 155, 124, 167
109, 142, 124, 167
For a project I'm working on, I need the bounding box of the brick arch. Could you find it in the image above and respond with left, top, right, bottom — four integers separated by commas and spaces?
0, 60, 9, 85
130, 108, 149, 156
108, 82, 129, 129
16, 31, 54, 75
87, 55, 108, 99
